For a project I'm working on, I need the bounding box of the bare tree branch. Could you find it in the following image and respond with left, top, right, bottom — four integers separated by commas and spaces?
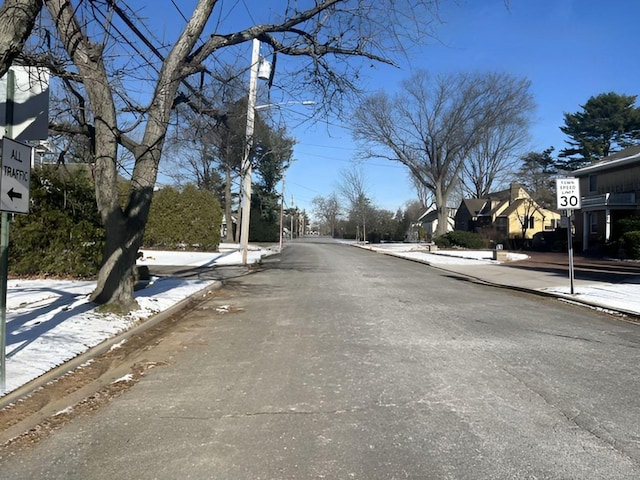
351, 70, 535, 236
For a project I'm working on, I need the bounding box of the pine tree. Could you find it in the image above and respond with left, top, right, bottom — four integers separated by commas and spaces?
559, 92, 640, 170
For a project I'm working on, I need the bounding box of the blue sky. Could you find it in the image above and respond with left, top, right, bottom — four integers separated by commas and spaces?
139, 0, 640, 216
281, 0, 640, 215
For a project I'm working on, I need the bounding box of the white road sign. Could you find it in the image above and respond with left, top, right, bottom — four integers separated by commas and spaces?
556, 177, 581, 210
1, 137, 31, 214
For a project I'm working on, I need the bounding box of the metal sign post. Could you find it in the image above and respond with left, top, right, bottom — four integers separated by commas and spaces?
0, 68, 16, 393
0, 66, 44, 393
0, 210, 7, 392
0, 138, 32, 389
566, 210, 575, 294
556, 178, 581, 295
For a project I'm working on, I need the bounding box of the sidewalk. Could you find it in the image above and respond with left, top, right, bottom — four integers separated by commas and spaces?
358, 244, 640, 321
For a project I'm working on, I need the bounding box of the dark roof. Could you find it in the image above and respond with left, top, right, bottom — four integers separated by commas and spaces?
461, 198, 488, 216
419, 207, 457, 223
573, 145, 640, 176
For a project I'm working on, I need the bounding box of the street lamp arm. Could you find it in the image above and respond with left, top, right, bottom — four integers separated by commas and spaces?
255, 100, 316, 111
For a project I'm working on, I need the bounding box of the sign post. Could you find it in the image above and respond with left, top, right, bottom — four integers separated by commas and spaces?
0, 66, 39, 393
556, 178, 581, 294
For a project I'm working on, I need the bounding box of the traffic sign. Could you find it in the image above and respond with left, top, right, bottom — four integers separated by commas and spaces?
1, 137, 31, 214
556, 177, 581, 210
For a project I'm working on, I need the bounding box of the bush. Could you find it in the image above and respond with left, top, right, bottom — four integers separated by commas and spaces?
434, 230, 489, 249
619, 231, 640, 259
248, 191, 280, 242
144, 184, 223, 251
476, 226, 507, 248
531, 229, 568, 252
617, 216, 640, 235
9, 165, 104, 278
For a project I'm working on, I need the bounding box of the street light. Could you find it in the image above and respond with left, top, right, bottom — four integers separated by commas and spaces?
256, 100, 316, 111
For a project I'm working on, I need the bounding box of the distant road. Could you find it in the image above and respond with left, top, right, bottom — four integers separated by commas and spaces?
2, 238, 640, 479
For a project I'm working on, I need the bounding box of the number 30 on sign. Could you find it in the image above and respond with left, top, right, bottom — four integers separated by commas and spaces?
556, 178, 581, 210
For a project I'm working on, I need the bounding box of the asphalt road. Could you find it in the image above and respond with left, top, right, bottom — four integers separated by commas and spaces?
2, 239, 640, 479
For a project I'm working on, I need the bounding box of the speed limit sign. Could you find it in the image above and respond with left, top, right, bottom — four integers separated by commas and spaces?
556, 178, 581, 210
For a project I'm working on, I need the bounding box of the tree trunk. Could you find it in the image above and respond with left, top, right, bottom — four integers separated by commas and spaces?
0, 0, 43, 78
45, 0, 213, 312
89, 149, 156, 310
89, 215, 142, 311
435, 184, 449, 237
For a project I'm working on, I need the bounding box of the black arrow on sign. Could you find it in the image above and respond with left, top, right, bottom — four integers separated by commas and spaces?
7, 188, 22, 201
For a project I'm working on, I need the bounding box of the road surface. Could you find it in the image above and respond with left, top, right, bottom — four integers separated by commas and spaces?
1, 239, 639, 479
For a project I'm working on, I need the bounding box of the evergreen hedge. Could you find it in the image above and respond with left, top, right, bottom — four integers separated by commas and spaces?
612, 217, 640, 259
143, 184, 222, 251
9, 165, 104, 278
248, 191, 280, 242
8, 169, 224, 278
618, 216, 640, 235
620, 231, 640, 260
434, 230, 490, 249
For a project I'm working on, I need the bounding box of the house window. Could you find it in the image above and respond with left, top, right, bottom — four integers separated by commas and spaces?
589, 174, 597, 193
589, 213, 598, 234
495, 217, 507, 233
545, 218, 559, 231
519, 215, 535, 229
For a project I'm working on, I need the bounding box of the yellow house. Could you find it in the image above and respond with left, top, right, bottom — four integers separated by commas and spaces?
454, 183, 561, 240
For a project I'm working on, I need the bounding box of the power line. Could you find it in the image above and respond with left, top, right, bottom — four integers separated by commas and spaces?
240, 0, 258, 26
169, 0, 189, 23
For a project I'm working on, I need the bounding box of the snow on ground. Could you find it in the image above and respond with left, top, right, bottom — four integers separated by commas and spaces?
1, 244, 273, 397
543, 282, 640, 315
361, 242, 529, 264
137, 243, 275, 267
1, 241, 638, 398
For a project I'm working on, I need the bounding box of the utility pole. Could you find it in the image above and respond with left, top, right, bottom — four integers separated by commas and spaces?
279, 175, 285, 249
239, 39, 261, 265
290, 194, 294, 240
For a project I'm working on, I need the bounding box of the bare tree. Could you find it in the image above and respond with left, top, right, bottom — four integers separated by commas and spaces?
515, 198, 539, 243
515, 148, 557, 209
312, 193, 341, 237
14, 0, 443, 311
410, 176, 432, 209
461, 107, 533, 198
337, 166, 373, 242
351, 70, 535, 237
162, 67, 248, 243
172, 91, 296, 245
